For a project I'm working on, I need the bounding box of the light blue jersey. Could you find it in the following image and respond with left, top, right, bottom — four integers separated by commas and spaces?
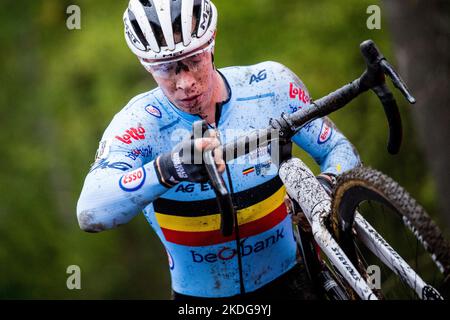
77, 61, 360, 298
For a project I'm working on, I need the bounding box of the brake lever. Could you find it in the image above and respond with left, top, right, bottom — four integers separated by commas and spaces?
360, 40, 417, 154
372, 83, 403, 154
203, 149, 234, 236
194, 120, 234, 237
360, 40, 416, 104
380, 60, 416, 104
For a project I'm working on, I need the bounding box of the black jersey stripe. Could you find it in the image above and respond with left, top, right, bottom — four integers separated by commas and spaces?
153, 176, 284, 217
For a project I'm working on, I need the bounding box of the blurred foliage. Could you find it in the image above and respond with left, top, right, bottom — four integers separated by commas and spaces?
0, 0, 444, 299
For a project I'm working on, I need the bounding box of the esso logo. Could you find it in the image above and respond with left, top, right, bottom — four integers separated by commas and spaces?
318, 122, 332, 144
119, 167, 146, 192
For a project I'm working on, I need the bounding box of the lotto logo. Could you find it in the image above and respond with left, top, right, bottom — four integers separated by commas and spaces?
289, 83, 310, 104
115, 126, 146, 144
119, 167, 146, 192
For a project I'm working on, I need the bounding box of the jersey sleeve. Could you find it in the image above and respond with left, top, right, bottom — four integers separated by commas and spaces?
268, 61, 361, 175
76, 97, 169, 232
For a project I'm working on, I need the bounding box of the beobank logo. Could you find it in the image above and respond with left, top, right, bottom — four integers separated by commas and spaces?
191, 228, 285, 263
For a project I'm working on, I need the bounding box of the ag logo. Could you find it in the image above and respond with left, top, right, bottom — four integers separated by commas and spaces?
119, 167, 146, 192
250, 69, 267, 84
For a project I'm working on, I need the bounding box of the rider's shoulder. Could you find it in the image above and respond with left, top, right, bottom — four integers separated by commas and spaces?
101, 87, 166, 136
251, 61, 296, 74
220, 61, 301, 85
220, 61, 287, 74
110, 88, 167, 122
262, 61, 309, 94
262, 61, 303, 81
120, 87, 164, 114
259, 61, 291, 72
219, 61, 296, 88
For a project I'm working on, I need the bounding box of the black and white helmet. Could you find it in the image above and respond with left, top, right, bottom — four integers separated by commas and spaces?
123, 0, 217, 63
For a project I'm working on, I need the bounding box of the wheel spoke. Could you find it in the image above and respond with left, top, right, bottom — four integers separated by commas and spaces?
330, 167, 449, 299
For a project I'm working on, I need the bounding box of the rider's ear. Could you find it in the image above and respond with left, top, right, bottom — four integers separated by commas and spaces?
211, 43, 216, 68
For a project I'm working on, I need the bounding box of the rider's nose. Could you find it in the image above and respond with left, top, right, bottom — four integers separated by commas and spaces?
176, 71, 196, 91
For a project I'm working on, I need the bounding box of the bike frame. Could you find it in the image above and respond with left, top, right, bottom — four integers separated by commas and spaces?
279, 157, 441, 300
202, 40, 438, 299
353, 213, 441, 299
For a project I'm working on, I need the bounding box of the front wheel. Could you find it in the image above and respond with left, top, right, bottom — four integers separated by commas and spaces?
330, 166, 450, 299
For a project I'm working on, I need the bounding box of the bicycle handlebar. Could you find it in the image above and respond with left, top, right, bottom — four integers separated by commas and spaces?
359, 40, 415, 154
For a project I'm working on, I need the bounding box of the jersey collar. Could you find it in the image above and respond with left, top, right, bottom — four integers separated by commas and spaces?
164, 69, 233, 127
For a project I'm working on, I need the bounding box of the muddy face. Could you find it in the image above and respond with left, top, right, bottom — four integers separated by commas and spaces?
150, 51, 216, 115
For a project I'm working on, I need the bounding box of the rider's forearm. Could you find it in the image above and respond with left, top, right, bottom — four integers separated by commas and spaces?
318, 137, 361, 175
76, 159, 169, 233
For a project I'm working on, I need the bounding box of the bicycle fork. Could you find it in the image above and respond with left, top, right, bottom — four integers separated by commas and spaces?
279, 157, 378, 300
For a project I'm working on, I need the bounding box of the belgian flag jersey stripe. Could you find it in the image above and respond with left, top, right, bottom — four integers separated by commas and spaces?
153, 175, 283, 217
156, 184, 287, 246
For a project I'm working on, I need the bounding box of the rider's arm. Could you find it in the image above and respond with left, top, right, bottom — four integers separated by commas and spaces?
271, 62, 361, 175
76, 105, 222, 233
76, 108, 169, 233
77, 157, 169, 233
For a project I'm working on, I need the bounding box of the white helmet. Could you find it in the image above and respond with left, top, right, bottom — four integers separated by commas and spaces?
123, 0, 218, 64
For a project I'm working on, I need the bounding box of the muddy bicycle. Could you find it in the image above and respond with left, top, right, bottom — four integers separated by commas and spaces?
203, 40, 450, 300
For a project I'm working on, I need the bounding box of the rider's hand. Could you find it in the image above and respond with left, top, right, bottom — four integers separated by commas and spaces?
268, 114, 294, 167
284, 194, 311, 233
154, 132, 225, 188
316, 173, 336, 196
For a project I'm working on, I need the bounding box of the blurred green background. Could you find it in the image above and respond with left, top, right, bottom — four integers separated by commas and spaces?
0, 0, 447, 299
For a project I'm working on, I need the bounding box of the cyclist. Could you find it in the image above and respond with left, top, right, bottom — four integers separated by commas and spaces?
77, 0, 361, 300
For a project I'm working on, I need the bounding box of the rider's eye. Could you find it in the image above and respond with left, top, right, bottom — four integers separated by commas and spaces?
152, 63, 176, 74
188, 60, 201, 68
161, 64, 176, 72
189, 53, 204, 63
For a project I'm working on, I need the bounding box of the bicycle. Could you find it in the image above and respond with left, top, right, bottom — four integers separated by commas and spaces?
201, 39, 450, 300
